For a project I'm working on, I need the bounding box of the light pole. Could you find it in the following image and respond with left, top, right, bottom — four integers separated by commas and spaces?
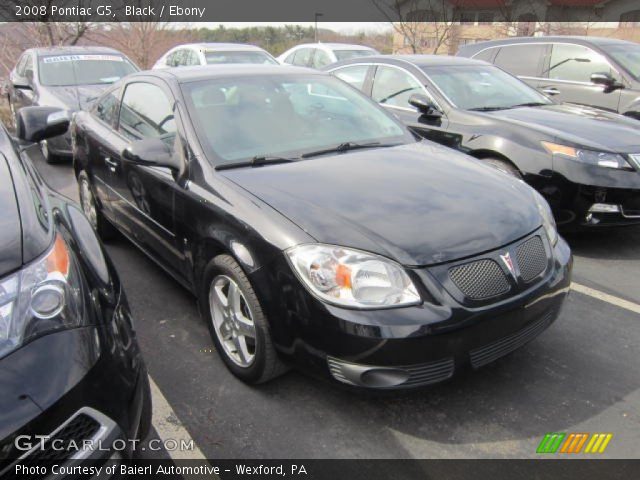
314, 13, 323, 42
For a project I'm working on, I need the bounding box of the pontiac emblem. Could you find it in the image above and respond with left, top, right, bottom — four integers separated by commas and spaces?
500, 252, 516, 277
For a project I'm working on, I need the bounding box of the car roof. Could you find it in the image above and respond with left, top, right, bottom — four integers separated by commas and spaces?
330, 54, 489, 69
293, 43, 376, 51
465, 36, 634, 49
173, 43, 269, 52
31, 45, 125, 56
135, 64, 322, 83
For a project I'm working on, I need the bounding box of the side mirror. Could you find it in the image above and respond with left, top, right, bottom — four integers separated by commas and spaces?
590, 72, 624, 91
16, 107, 70, 143
122, 137, 181, 171
408, 94, 443, 119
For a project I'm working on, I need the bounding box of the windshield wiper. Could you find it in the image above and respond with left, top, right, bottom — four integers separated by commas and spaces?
468, 106, 510, 112
301, 141, 398, 159
215, 155, 297, 171
510, 102, 549, 108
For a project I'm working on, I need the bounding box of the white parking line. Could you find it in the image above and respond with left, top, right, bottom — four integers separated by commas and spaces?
571, 282, 640, 315
148, 376, 207, 461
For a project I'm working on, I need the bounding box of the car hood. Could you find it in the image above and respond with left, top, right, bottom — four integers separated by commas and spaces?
0, 154, 21, 276
40, 84, 108, 110
485, 103, 640, 152
222, 142, 542, 266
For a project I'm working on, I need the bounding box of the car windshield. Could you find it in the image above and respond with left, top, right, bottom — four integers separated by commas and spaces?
333, 49, 376, 61
602, 43, 640, 80
204, 51, 278, 65
182, 74, 411, 166
38, 54, 137, 86
423, 65, 552, 111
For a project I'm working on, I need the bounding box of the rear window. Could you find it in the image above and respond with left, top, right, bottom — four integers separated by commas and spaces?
38, 54, 137, 86
204, 51, 277, 65
333, 50, 376, 61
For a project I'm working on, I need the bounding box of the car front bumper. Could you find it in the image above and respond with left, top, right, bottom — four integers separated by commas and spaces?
0, 298, 149, 475
550, 156, 640, 227
255, 232, 572, 389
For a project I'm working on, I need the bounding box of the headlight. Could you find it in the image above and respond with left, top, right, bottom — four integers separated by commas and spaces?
533, 191, 558, 246
0, 234, 86, 359
286, 244, 421, 309
542, 142, 633, 170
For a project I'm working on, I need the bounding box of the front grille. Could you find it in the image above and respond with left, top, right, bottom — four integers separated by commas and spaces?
516, 236, 547, 283
449, 259, 510, 300
12, 414, 100, 469
469, 307, 557, 368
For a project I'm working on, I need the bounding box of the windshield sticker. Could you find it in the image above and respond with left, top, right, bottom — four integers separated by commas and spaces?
42, 55, 124, 63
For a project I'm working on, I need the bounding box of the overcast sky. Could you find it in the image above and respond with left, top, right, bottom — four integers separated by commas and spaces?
191, 22, 392, 34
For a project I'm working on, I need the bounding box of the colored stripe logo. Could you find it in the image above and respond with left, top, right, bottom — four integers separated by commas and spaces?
537, 433, 613, 454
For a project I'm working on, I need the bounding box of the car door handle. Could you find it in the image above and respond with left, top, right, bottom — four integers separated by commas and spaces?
541, 87, 560, 96
104, 157, 119, 171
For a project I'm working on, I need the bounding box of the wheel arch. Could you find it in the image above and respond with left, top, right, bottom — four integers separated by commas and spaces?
467, 150, 522, 173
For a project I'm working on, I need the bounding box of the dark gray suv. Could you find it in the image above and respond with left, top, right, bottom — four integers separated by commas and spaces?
458, 36, 640, 120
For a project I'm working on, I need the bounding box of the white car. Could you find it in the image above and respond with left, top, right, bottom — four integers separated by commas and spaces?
277, 43, 378, 69
152, 43, 278, 69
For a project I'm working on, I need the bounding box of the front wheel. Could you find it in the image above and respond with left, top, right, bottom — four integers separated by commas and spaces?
201, 254, 288, 384
482, 157, 522, 179
78, 170, 117, 241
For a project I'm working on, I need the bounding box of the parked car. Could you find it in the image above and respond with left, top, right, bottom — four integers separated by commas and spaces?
71, 64, 571, 389
277, 43, 378, 69
152, 43, 278, 69
326, 55, 640, 229
7, 46, 138, 163
0, 107, 151, 473
457, 36, 640, 120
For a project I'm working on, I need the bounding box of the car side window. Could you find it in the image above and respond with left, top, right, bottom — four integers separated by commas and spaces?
292, 48, 313, 66
547, 44, 615, 82
93, 88, 120, 125
333, 65, 370, 91
166, 51, 178, 67
372, 66, 424, 109
15, 54, 28, 76
284, 52, 296, 64
311, 49, 332, 69
118, 82, 176, 152
22, 54, 34, 79
187, 50, 201, 66
493, 44, 547, 77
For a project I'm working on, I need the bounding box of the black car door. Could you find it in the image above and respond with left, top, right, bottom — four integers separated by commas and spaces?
369, 64, 458, 149
85, 87, 122, 220
108, 79, 185, 280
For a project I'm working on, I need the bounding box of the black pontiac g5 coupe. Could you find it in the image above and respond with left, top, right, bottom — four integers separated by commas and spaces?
71, 65, 572, 389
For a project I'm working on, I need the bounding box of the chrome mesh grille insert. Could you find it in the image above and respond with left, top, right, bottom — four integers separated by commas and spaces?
449, 259, 510, 300
12, 414, 100, 468
516, 236, 547, 283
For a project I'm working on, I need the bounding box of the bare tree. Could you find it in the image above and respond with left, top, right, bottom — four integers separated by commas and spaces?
373, 0, 459, 54
94, 22, 194, 69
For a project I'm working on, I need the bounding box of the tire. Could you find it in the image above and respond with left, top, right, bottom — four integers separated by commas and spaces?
77, 170, 118, 241
41, 140, 64, 164
482, 157, 522, 179
200, 254, 288, 384
137, 375, 153, 442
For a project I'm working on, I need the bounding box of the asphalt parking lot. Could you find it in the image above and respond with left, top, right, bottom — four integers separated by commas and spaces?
34, 153, 640, 460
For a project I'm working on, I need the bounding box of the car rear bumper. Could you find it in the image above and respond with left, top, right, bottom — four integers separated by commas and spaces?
255, 233, 572, 389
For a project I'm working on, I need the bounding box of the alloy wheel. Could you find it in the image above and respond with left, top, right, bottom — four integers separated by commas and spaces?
209, 275, 257, 367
